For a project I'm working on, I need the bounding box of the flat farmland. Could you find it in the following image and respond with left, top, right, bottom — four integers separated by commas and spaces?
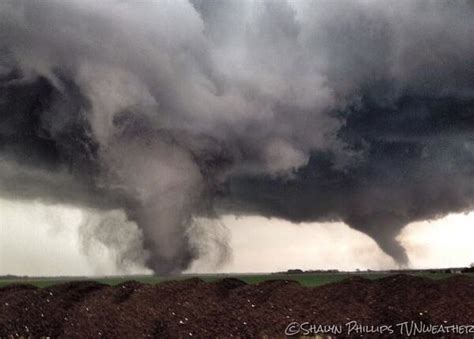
1, 273, 474, 338
1, 271, 471, 288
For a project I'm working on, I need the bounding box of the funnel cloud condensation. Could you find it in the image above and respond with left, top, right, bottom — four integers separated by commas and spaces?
1, 0, 473, 272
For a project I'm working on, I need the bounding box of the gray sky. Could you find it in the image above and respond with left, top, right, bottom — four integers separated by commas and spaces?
1, 1, 474, 274
1, 197, 472, 276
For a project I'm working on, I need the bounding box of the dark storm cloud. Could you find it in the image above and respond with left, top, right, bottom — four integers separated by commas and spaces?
0, 0, 473, 271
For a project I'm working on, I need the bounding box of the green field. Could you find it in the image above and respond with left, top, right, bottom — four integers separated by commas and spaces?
1, 272, 473, 288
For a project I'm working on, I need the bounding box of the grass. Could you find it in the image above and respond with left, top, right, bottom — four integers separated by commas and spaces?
1, 272, 473, 289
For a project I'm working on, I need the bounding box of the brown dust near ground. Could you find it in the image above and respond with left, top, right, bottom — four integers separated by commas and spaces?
0, 274, 473, 338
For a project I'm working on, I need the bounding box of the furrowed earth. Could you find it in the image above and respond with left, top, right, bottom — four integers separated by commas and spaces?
1, 274, 473, 338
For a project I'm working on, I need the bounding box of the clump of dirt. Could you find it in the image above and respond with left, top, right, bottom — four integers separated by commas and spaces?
0, 274, 473, 338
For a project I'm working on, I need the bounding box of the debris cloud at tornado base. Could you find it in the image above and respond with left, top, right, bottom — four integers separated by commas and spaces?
1, 0, 474, 272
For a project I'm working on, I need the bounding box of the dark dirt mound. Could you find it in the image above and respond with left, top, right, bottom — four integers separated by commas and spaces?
214, 277, 247, 290
0, 274, 473, 338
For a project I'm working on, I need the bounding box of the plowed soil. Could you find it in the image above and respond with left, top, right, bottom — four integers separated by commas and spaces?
1, 274, 473, 338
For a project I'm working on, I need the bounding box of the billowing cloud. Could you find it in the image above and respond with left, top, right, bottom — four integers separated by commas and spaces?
0, 0, 473, 272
